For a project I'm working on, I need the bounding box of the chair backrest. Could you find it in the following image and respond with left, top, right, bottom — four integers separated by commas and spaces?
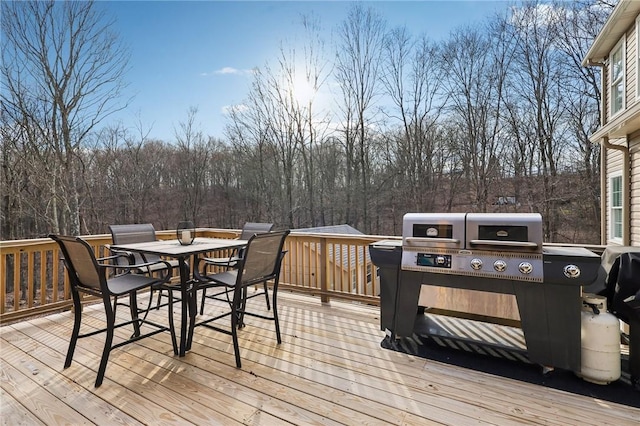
238, 230, 289, 285
50, 234, 103, 291
109, 223, 159, 265
109, 223, 157, 244
239, 222, 274, 240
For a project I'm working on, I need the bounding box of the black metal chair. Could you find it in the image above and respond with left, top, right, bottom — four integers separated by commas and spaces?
108, 224, 180, 313
50, 234, 177, 387
195, 222, 274, 314
193, 230, 289, 368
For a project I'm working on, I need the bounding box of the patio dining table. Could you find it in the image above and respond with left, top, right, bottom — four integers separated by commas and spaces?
110, 237, 247, 357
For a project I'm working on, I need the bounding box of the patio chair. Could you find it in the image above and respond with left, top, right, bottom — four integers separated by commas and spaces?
195, 222, 274, 314
50, 234, 177, 387
193, 230, 289, 368
108, 223, 180, 313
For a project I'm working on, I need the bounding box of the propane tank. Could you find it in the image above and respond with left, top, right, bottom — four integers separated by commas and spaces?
578, 293, 621, 385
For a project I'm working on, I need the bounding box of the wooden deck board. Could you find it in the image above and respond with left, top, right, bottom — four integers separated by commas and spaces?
0, 388, 47, 426
209, 295, 638, 425
1, 338, 145, 426
186, 317, 530, 425
9, 317, 262, 426
1, 292, 639, 425
192, 299, 635, 426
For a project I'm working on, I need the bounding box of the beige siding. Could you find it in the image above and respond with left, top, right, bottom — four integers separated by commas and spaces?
605, 142, 625, 244
593, 8, 640, 246
604, 65, 611, 124
606, 140, 626, 171
627, 24, 638, 106
631, 138, 640, 245
606, 25, 637, 123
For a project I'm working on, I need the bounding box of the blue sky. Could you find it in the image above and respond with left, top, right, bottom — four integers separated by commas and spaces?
103, 1, 511, 141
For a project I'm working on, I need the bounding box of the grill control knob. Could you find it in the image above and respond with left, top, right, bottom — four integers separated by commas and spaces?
519, 262, 533, 275
470, 258, 483, 270
436, 256, 446, 265
493, 260, 507, 272
563, 264, 581, 279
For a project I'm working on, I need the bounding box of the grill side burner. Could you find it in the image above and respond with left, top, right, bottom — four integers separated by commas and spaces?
371, 212, 603, 373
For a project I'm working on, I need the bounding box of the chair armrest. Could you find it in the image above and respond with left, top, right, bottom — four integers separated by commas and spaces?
104, 245, 136, 263
201, 255, 240, 267
193, 256, 208, 281
98, 257, 174, 279
130, 259, 174, 270
104, 244, 173, 276
97, 259, 174, 283
98, 251, 134, 265
193, 255, 231, 281
196, 247, 242, 273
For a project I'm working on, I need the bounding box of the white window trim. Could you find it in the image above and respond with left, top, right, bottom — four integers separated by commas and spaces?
637, 16, 640, 99
609, 172, 623, 243
610, 37, 625, 117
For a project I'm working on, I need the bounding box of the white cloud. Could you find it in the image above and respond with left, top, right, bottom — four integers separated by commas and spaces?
200, 67, 256, 77
216, 67, 241, 75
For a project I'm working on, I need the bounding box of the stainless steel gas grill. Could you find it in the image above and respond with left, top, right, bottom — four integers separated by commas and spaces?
401, 213, 544, 282
370, 212, 602, 373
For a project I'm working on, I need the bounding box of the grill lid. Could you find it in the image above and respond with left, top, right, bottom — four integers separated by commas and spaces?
466, 213, 542, 252
402, 213, 465, 249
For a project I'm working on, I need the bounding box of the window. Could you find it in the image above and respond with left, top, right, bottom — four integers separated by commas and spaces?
610, 174, 623, 241
610, 39, 624, 115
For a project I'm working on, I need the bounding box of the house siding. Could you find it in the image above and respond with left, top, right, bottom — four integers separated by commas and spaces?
605, 27, 639, 122
631, 137, 640, 245
626, 25, 637, 105
606, 143, 625, 244
585, 0, 640, 247
604, 65, 611, 124
606, 141, 625, 171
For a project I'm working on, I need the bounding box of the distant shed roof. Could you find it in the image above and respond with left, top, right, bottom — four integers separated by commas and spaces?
293, 224, 364, 235
293, 224, 369, 272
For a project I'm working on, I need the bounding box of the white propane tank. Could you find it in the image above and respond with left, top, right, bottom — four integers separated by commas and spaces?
579, 293, 621, 385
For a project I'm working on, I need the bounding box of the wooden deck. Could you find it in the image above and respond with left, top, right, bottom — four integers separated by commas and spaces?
1, 291, 639, 426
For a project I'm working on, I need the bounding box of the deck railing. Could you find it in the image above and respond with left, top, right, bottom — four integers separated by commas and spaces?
0, 229, 397, 323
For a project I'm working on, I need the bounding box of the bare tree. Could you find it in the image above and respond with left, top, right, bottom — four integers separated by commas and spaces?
551, 0, 610, 242
174, 107, 211, 224
242, 62, 299, 227
506, 1, 574, 240
225, 13, 331, 229
1, 1, 613, 242
439, 24, 512, 212
225, 96, 276, 225
294, 14, 332, 227
335, 4, 386, 232
90, 120, 168, 229
1, 0, 129, 235
0, 115, 36, 239
381, 28, 444, 212
315, 136, 346, 226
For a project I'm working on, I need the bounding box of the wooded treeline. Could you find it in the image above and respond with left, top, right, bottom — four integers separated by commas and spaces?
1, 1, 614, 243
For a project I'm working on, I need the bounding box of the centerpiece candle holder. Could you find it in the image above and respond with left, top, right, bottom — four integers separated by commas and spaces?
177, 220, 195, 245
